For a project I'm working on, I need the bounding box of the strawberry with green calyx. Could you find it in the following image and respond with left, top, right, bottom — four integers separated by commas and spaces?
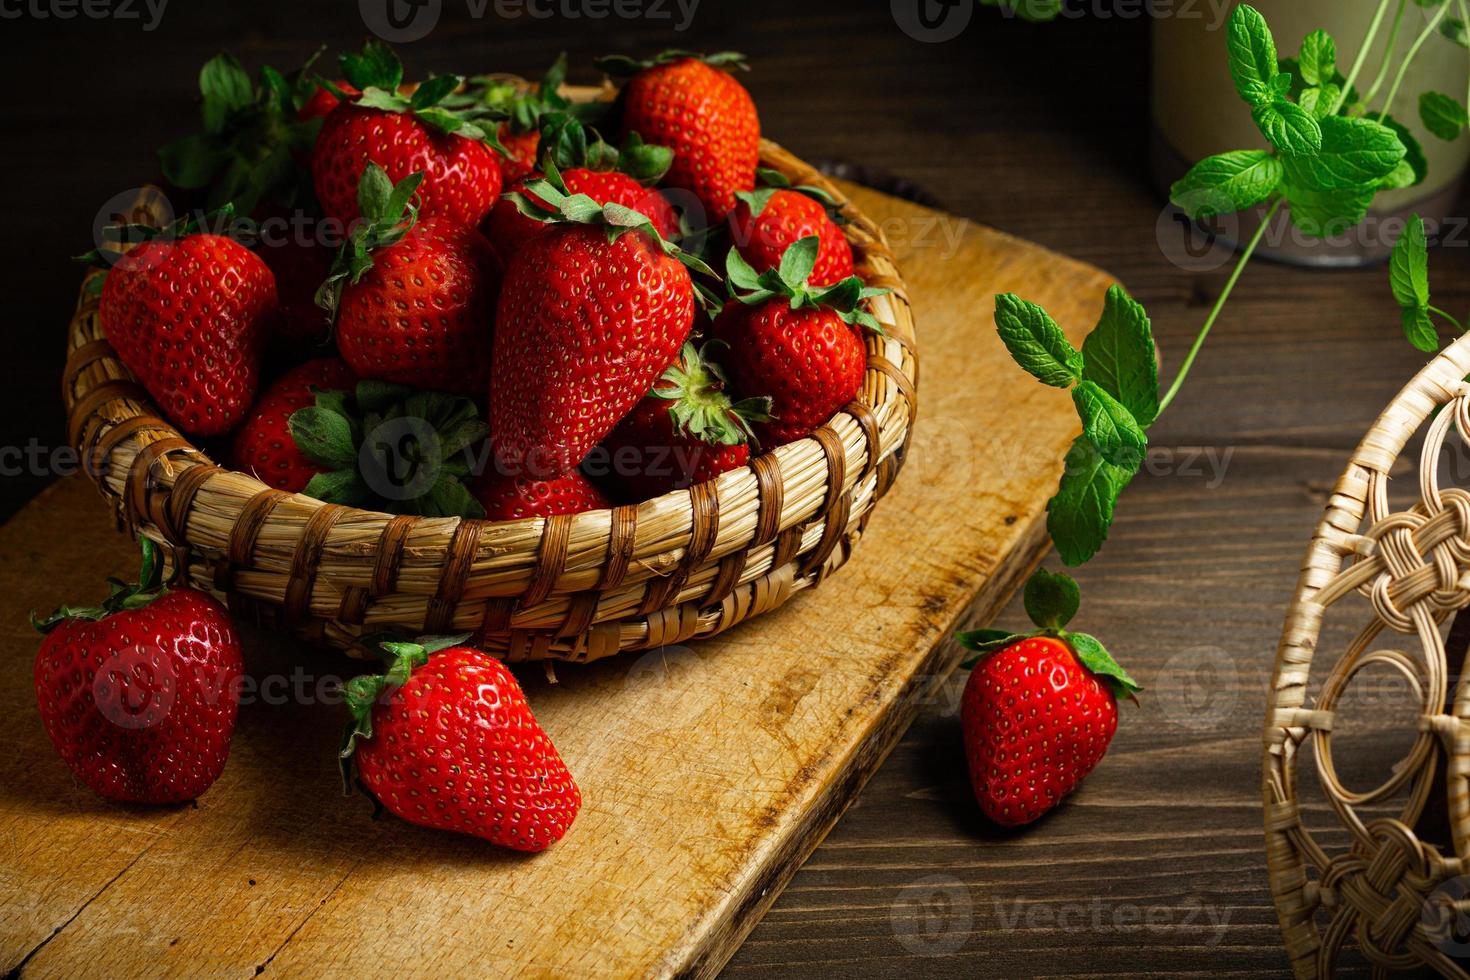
596, 50, 760, 225
339, 634, 581, 851
730, 167, 855, 287
491, 179, 716, 478
483, 150, 678, 263
312, 40, 507, 227
32, 537, 244, 804
955, 568, 1140, 827
86, 204, 278, 437
601, 341, 772, 502
713, 236, 887, 446
288, 379, 491, 519
157, 50, 326, 215
463, 54, 588, 183
232, 357, 357, 493
317, 163, 499, 396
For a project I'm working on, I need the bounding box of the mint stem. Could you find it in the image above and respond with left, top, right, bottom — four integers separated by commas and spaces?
1156, 198, 1283, 417
1377, 1, 1451, 123
1339, 0, 1399, 113
1359, 0, 1406, 109
1429, 304, 1465, 333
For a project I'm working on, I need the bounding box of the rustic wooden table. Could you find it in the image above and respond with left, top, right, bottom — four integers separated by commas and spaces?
3, 1, 1463, 975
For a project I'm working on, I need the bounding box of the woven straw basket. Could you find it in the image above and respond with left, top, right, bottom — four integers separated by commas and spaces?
61, 90, 918, 664
1265, 329, 1470, 976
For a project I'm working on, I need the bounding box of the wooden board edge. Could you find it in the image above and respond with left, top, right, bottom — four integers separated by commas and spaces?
670, 510, 1055, 979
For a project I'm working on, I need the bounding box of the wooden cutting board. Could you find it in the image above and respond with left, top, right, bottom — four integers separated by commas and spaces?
0, 183, 1113, 979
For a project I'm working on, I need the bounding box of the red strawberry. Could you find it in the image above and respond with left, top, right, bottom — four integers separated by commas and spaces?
599, 341, 770, 502
231, 358, 356, 492
299, 79, 359, 122
321, 165, 499, 397
32, 539, 243, 804
491, 181, 705, 478
472, 469, 611, 520
341, 637, 581, 851
99, 231, 275, 436
955, 569, 1138, 826
485, 167, 679, 264
497, 124, 540, 183
713, 237, 884, 446
600, 51, 760, 224
312, 43, 503, 228
730, 186, 854, 287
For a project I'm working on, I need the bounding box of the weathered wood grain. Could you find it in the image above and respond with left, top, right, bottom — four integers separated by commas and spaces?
0, 184, 1112, 977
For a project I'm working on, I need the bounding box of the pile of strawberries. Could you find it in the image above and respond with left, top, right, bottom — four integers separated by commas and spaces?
93, 42, 884, 522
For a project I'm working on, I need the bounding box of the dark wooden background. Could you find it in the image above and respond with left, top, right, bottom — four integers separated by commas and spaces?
3, 0, 1465, 975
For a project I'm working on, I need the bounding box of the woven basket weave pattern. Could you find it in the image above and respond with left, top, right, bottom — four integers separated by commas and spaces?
62, 141, 918, 663
1266, 330, 1470, 977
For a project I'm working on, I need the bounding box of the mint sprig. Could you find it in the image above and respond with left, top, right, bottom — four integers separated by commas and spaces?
954, 567, 1141, 700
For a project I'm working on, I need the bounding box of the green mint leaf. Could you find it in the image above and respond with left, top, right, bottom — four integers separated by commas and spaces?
1389, 214, 1431, 310
1420, 91, 1469, 141
1379, 159, 1419, 190
1298, 30, 1336, 87
289, 406, 359, 470
1299, 84, 1340, 120
1402, 307, 1439, 352
1170, 149, 1283, 219
1065, 632, 1142, 698
1285, 182, 1377, 237
1081, 285, 1159, 427
1227, 4, 1280, 106
1381, 115, 1428, 186
199, 53, 254, 135
994, 293, 1082, 388
1442, 16, 1470, 48
1252, 100, 1323, 154
1072, 380, 1147, 469
341, 39, 402, 93
1047, 435, 1138, 567
1023, 567, 1080, 631
1280, 116, 1405, 235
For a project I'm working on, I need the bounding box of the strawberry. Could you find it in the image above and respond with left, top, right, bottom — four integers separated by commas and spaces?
730, 181, 854, 287
472, 469, 611, 520
497, 125, 541, 183
319, 164, 499, 397
340, 636, 580, 851
598, 51, 760, 225
483, 154, 679, 264
158, 51, 325, 215
312, 42, 505, 228
298, 79, 358, 122
955, 569, 1139, 827
98, 228, 276, 436
32, 538, 243, 804
288, 378, 490, 518
598, 341, 770, 502
231, 358, 356, 492
491, 180, 711, 478
712, 237, 885, 446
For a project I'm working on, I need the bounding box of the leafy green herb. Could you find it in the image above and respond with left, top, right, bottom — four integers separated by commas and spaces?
1421, 90, 1469, 139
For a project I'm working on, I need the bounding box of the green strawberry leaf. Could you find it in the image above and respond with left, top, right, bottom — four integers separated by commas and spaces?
341, 39, 403, 94
1227, 5, 1282, 107
778, 235, 819, 286
1421, 91, 1469, 141
1297, 29, 1336, 87
1081, 285, 1159, 427
289, 406, 359, 470
411, 74, 461, 110
158, 133, 230, 189
1252, 100, 1323, 154
200, 53, 254, 134
1047, 434, 1139, 567
420, 474, 486, 520
1064, 631, 1142, 698
994, 293, 1083, 388
1072, 381, 1147, 469
954, 627, 1024, 655
303, 470, 375, 508
1024, 567, 1080, 631
1170, 149, 1283, 220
